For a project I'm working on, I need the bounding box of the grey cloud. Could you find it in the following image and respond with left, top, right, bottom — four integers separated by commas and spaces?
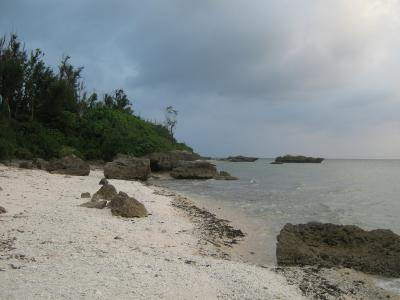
1, 0, 400, 157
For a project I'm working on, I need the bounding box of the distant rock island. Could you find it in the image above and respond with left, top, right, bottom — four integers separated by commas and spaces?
223, 156, 258, 162
272, 155, 324, 164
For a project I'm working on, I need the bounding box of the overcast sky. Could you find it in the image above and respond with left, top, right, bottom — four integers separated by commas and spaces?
2, 0, 400, 158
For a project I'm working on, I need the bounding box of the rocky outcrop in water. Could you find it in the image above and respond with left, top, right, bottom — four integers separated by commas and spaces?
104, 155, 150, 181
46, 154, 90, 176
110, 191, 148, 218
276, 222, 400, 277
170, 161, 218, 179
223, 156, 258, 162
273, 155, 324, 164
145, 150, 200, 171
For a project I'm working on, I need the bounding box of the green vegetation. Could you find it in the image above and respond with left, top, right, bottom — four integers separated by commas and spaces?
0, 34, 192, 160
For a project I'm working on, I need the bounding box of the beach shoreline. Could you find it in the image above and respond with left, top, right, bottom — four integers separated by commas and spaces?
0, 165, 305, 299
148, 176, 400, 300
0, 165, 398, 299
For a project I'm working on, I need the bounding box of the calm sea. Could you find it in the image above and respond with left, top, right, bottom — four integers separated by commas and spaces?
153, 159, 400, 290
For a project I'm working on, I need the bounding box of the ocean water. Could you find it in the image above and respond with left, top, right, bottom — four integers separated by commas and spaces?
154, 159, 400, 268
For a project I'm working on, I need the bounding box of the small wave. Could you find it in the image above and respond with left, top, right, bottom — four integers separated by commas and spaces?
375, 278, 400, 295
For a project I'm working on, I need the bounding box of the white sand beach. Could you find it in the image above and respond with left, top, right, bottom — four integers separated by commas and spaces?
0, 165, 305, 299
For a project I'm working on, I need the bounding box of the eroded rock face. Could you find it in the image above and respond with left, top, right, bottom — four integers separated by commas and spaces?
92, 184, 117, 201
170, 161, 218, 179
46, 154, 90, 176
109, 191, 148, 218
104, 156, 150, 181
0, 206, 6, 214
145, 150, 200, 171
276, 222, 400, 277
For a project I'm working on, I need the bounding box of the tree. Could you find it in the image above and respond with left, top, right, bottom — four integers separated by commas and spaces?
103, 89, 133, 114
164, 105, 178, 142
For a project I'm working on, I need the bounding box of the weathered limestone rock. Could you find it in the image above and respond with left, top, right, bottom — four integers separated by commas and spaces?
224, 156, 258, 162
46, 154, 90, 176
145, 150, 200, 171
276, 222, 400, 277
92, 184, 117, 201
170, 161, 218, 179
109, 191, 148, 218
104, 155, 150, 181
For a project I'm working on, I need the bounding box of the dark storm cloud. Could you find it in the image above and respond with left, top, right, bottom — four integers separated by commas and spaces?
1, 0, 400, 157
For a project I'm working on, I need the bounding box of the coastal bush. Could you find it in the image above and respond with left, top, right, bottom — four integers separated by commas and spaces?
0, 34, 194, 161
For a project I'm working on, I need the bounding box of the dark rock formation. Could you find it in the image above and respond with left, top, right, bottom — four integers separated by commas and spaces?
46, 154, 90, 176
81, 192, 91, 198
92, 184, 117, 201
99, 178, 109, 185
145, 150, 200, 171
109, 191, 148, 218
80, 200, 107, 209
270, 161, 284, 165
19, 161, 34, 169
0, 206, 6, 214
33, 158, 48, 170
214, 171, 238, 180
274, 155, 324, 164
276, 222, 400, 277
170, 161, 218, 179
104, 155, 150, 181
224, 156, 258, 162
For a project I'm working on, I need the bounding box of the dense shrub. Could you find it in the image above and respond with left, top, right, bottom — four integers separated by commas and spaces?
0, 34, 193, 160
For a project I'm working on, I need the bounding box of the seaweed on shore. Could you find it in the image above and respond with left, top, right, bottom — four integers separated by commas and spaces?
153, 187, 245, 259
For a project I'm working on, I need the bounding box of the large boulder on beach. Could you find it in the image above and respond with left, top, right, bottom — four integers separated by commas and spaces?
104, 155, 150, 181
276, 222, 400, 277
46, 154, 90, 176
109, 191, 148, 218
145, 150, 200, 171
0, 206, 6, 214
170, 161, 218, 179
92, 184, 117, 201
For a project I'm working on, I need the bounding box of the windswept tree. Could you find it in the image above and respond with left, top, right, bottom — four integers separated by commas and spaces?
164, 105, 178, 142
